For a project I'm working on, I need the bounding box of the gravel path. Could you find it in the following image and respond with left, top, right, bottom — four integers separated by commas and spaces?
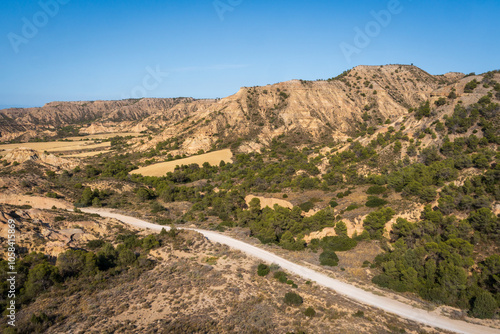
81, 208, 500, 334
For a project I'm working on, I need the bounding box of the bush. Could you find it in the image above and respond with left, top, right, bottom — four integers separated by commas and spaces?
24, 263, 61, 300
46, 192, 59, 199
150, 201, 165, 213
353, 310, 364, 317
363, 207, 395, 239
470, 291, 498, 319
366, 185, 386, 195
337, 189, 352, 198
142, 235, 160, 251
284, 292, 303, 306
304, 307, 316, 317
136, 187, 154, 201
345, 203, 360, 211
257, 263, 270, 276
118, 249, 137, 266
57, 250, 86, 278
415, 101, 431, 119
319, 250, 339, 266
329, 200, 339, 208
86, 239, 105, 249
274, 271, 288, 283
464, 79, 478, 93
299, 201, 314, 212
321, 236, 357, 251
435, 97, 447, 106
365, 196, 388, 208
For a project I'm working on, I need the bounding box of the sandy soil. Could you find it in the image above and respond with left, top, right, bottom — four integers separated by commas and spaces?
245, 195, 293, 209
80, 208, 500, 334
0, 194, 73, 210
132, 149, 233, 177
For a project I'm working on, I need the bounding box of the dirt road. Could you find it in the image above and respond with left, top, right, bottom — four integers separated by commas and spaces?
81, 208, 500, 334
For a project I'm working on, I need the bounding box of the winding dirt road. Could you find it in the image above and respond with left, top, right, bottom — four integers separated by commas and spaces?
81, 208, 500, 334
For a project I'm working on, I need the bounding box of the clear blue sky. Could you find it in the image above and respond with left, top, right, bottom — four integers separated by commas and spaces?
1, 0, 499, 108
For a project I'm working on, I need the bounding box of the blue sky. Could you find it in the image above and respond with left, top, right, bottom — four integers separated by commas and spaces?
1, 0, 499, 107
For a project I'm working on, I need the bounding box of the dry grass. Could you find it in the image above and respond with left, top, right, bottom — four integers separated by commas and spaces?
0, 141, 110, 152
132, 149, 233, 177
245, 195, 293, 210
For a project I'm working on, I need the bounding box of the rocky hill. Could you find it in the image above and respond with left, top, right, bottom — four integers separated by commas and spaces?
0, 97, 194, 141
1, 65, 465, 149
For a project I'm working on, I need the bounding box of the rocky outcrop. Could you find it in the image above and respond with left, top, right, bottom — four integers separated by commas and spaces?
3, 148, 78, 169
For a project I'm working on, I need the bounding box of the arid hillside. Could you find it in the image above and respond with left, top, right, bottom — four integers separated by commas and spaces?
2, 206, 447, 334
1, 65, 464, 151
0, 97, 194, 141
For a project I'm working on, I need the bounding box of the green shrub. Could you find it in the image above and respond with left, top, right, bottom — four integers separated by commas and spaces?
319, 250, 339, 266
353, 310, 364, 317
470, 291, 497, 319
284, 292, 303, 306
366, 185, 386, 195
118, 249, 137, 266
345, 203, 360, 211
329, 200, 339, 208
434, 97, 447, 106
337, 189, 352, 199
363, 207, 395, 239
57, 249, 86, 278
257, 263, 270, 276
304, 307, 316, 317
365, 196, 388, 208
415, 101, 431, 119
321, 236, 357, 252
464, 79, 478, 93
274, 271, 288, 283
86, 239, 105, 249
136, 187, 154, 201
142, 235, 160, 251
150, 201, 165, 213
299, 201, 314, 212
30, 312, 49, 325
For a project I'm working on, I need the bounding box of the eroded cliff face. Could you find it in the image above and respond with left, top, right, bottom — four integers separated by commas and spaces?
3, 148, 78, 169
0, 65, 465, 153
0, 97, 193, 140
130, 65, 464, 153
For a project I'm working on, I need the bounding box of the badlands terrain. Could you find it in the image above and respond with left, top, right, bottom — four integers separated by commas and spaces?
0, 64, 499, 333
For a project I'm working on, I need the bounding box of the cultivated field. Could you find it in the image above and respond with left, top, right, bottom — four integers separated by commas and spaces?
132, 149, 233, 176
0, 132, 141, 155
0, 141, 110, 153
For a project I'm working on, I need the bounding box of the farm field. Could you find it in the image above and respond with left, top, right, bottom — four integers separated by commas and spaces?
132, 149, 233, 176
0, 141, 110, 153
